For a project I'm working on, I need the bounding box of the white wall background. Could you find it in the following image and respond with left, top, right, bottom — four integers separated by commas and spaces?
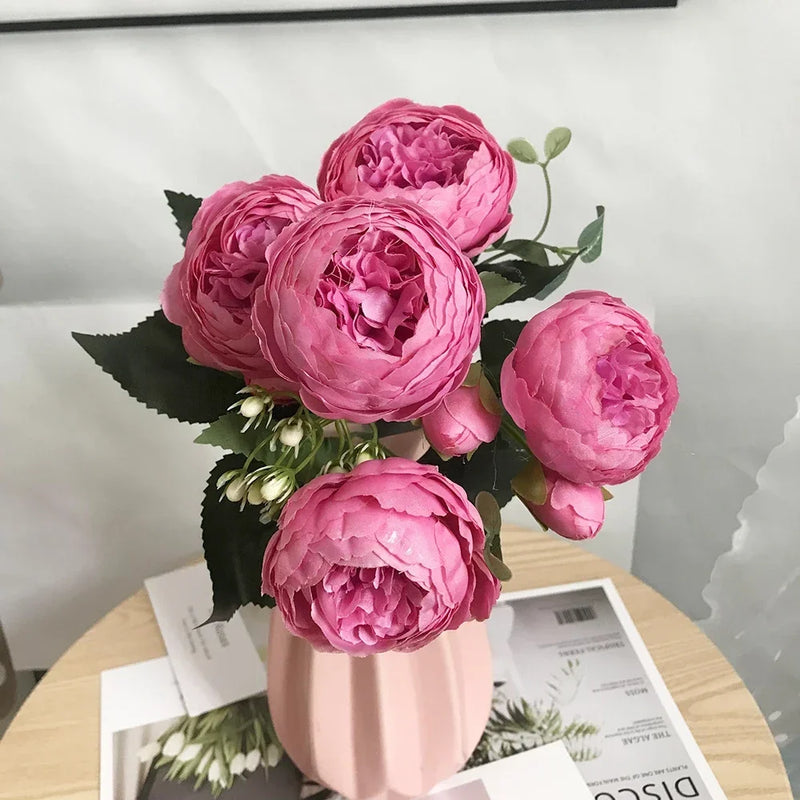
1, 1, 799, 769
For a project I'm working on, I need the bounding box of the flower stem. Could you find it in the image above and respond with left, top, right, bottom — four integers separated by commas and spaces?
532, 165, 552, 243
500, 416, 532, 455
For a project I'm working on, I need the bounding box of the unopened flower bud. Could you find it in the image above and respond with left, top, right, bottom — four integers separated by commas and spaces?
279, 424, 304, 448
267, 743, 282, 768
230, 753, 246, 775
177, 743, 203, 763
261, 474, 293, 503
245, 749, 261, 772
208, 760, 222, 783
196, 749, 212, 775
246, 483, 263, 505
327, 465, 347, 474
240, 396, 266, 418
137, 741, 161, 763
162, 732, 186, 758
355, 451, 376, 465
225, 477, 247, 503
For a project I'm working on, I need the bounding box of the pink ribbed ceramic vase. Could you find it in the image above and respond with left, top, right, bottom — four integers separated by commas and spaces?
267, 613, 493, 800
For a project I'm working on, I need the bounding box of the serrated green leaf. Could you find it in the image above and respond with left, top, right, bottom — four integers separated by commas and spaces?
201, 454, 277, 623
507, 138, 538, 164
165, 190, 203, 246
578, 206, 605, 263
480, 319, 526, 390
195, 407, 298, 460
544, 127, 572, 161
72, 310, 244, 424
481, 254, 577, 306
480, 271, 522, 312
486, 552, 513, 582
492, 239, 549, 266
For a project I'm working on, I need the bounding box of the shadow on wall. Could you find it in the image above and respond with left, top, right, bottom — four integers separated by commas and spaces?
701, 396, 800, 794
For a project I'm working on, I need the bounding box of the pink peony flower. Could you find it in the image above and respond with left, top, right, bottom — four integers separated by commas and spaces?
500, 291, 678, 485
521, 467, 605, 541
261, 458, 500, 655
161, 175, 320, 392
421, 384, 501, 457
252, 197, 485, 423
317, 99, 516, 257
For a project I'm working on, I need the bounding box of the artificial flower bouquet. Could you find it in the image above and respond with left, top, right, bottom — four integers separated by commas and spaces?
75, 99, 678, 657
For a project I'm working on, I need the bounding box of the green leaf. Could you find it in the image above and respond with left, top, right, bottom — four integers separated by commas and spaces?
195, 407, 298, 459
165, 190, 203, 246
544, 127, 572, 161
492, 239, 549, 266
482, 254, 577, 305
476, 491, 502, 538
72, 310, 244, 424
480, 319, 526, 390
421, 434, 528, 509
201, 454, 277, 623
480, 271, 522, 312
578, 206, 605, 263
507, 138, 538, 164
511, 458, 548, 506
486, 552, 513, 582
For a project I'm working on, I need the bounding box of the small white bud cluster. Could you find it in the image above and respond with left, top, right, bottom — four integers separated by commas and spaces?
228, 386, 274, 432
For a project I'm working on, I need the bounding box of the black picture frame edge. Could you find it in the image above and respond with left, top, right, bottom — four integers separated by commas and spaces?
0, 0, 677, 35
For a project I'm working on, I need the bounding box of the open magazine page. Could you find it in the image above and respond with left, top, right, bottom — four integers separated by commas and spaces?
484, 580, 726, 799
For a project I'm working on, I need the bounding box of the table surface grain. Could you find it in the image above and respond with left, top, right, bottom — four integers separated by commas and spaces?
0, 526, 791, 800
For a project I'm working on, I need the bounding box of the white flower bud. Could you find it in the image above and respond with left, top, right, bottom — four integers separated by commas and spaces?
225, 477, 247, 503
260, 474, 292, 503
196, 749, 212, 775
245, 749, 261, 772
279, 424, 304, 448
208, 759, 222, 783
137, 741, 161, 763
327, 466, 347, 474
240, 396, 266, 418
267, 743, 282, 767
355, 451, 376, 465
162, 732, 186, 758
177, 742, 203, 763
246, 483, 263, 505
230, 753, 246, 775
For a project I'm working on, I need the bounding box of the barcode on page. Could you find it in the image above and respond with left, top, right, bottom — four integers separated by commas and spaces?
554, 606, 597, 624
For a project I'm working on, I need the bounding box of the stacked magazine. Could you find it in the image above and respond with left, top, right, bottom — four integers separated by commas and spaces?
100, 565, 726, 800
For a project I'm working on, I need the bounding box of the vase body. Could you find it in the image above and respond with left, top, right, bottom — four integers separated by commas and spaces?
267, 614, 493, 800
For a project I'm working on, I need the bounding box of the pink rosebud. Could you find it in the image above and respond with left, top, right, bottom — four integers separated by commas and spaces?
261, 458, 500, 655
522, 467, 605, 541
252, 198, 485, 423
501, 292, 678, 485
161, 175, 319, 392
318, 99, 516, 257
421, 385, 501, 457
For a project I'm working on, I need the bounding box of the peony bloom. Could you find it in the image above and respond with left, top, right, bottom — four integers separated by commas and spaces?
261, 458, 500, 655
501, 291, 678, 485
317, 99, 516, 257
421, 384, 501, 457
161, 175, 319, 392
521, 467, 605, 540
252, 198, 485, 423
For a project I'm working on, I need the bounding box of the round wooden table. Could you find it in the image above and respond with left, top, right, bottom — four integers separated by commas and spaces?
0, 527, 791, 800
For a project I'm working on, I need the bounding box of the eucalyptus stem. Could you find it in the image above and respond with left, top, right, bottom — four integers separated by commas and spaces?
532, 165, 552, 243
